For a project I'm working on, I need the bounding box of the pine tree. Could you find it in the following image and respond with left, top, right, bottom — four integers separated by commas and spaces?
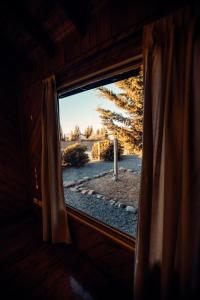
97, 69, 143, 153
100, 127, 108, 139
84, 126, 93, 139
70, 125, 81, 141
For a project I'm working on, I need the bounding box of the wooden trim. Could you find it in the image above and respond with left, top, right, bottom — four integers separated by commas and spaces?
33, 198, 135, 252
66, 205, 136, 252
56, 56, 140, 254
57, 54, 142, 96
56, 28, 142, 93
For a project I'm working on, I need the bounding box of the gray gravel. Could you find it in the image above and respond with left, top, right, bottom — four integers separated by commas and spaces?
62, 155, 141, 182
64, 189, 138, 237
63, 155, 141, 238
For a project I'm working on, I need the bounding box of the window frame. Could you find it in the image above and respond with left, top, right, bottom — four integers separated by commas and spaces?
57, 54, 142, 251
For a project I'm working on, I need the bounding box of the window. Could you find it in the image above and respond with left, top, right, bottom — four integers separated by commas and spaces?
58, 67, 143, 238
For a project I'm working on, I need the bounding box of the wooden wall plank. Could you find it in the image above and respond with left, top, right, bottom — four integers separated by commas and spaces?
0, 89, 29, 221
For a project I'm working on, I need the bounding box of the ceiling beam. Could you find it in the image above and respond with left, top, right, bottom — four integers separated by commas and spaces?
56, 0, 89, 35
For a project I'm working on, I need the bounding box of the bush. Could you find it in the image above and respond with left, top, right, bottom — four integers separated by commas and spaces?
62, 143, 89, 167
92, 139, 123, 161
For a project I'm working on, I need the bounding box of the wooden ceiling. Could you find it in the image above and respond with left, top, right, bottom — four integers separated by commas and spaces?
0, 0, 190, 80
0, 0, 106, 75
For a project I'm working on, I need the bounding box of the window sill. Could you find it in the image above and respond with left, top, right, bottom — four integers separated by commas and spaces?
66, 204, 136, 252
33, 198, 136, 252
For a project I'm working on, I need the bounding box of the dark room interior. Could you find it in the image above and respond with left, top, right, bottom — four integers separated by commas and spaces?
0, 1, 200, 299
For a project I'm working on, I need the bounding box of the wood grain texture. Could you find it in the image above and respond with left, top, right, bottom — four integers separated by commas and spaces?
19, 8, 143, 205
19, 82, 43, 202
0, 88, 29, 221
0, 216, 133, 300
67, 213, 134, 286
17, 8, 140, 287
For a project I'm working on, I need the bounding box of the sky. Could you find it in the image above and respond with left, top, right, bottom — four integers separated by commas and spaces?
59, 83, 123, 135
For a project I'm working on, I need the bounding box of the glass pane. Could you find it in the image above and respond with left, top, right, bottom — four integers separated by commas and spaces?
59, 70, 143, 237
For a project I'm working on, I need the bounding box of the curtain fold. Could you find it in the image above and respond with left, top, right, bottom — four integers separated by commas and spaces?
41, 75, 71, 244
134, 8, 200, 300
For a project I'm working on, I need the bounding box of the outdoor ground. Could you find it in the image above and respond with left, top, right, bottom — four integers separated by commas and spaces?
62, 155, 141, 182
83, 171, 140, 207
63, 155, 142, 237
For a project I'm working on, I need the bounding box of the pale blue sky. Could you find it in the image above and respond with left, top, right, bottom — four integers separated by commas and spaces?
59, 83, 123, 135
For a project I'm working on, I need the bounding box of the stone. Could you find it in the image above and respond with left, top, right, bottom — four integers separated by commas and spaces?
70, 187, 79, 192
77, 179, 84, 184
88, 190, 95, 195
63, 181, 76, 188
118, 203, 126, 209
127, 169, 133, 172
77, 187, 85, 191
109, 200, 115, 205
126, 206, 137, 213
96, 194, 103, 199
76, 184, 84, 188
119, 167, 126, 171
93, 174, 100, 178
83, 176, 90, 181
81, 189, 89, 195
101, 172, 107, 176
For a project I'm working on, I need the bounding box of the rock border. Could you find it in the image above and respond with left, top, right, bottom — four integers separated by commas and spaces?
63, 167, 139, 214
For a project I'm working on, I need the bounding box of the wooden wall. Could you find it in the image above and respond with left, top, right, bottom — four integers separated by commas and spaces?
17, 1, 175, 89
16, 1, 183, 290
18, 1, 183, 195
20, 82, 43, 204
18, 2, 184, 203
0, 88, 29, 222
17, 3, 144, 288
19, 2, 145, 203
68, 215, 134, 288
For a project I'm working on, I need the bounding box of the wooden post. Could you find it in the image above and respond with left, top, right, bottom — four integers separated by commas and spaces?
114, 137, 118, 181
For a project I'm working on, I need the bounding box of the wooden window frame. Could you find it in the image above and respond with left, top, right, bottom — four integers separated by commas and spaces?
57, 54, 142, 252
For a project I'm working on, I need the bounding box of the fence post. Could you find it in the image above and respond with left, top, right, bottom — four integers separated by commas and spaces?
114, 138, 118, 181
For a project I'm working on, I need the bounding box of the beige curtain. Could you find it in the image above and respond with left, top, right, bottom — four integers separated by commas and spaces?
41, 75, 71, 244
134, 8, 200, 300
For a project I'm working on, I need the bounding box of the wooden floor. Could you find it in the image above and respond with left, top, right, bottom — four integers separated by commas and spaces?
0, 216, 133, 300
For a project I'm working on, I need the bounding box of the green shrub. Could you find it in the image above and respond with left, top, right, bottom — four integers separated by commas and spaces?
92, 139, 123, 161
62, 143, 89, 167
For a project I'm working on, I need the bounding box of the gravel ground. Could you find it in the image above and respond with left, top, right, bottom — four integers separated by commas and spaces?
63, 155, 142, 237
62, 155, 141, 182
84, 171, 140, 207
64, 189, 138, 237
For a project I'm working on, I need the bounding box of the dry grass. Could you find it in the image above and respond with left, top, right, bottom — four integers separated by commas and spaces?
83, 170, 140, 207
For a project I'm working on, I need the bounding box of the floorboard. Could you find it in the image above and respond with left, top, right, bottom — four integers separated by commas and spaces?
0, 216, 133, 300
